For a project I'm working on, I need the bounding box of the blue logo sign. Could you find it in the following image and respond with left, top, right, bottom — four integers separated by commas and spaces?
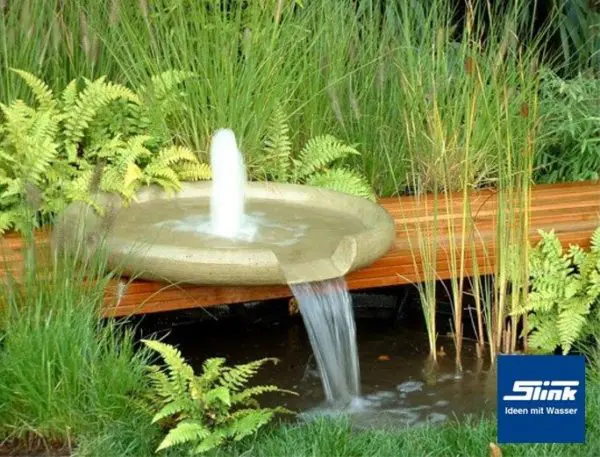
497, 354, 585, 443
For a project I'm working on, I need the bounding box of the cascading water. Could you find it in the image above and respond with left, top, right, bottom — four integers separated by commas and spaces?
289, 278, 361, 405
208, 128, 361, 406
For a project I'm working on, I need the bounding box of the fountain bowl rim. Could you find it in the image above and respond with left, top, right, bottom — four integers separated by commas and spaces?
54, 181, 396, 286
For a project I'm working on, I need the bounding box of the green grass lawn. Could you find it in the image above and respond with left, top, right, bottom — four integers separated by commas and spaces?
21, 383, 600, 457
202, 359, 600, 457
205, 381, 600, 457
213, 420, 594, 457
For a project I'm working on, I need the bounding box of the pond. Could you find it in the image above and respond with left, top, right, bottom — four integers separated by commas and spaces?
138, 292, 497, 430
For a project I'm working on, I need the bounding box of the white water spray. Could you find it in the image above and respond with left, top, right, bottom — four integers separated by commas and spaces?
210, 128, 247, 238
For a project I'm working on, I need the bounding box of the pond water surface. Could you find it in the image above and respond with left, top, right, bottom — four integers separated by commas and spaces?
150, 306, 497, 430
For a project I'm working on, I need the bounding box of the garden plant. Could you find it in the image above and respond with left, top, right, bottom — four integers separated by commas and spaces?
1, 0, 600, 455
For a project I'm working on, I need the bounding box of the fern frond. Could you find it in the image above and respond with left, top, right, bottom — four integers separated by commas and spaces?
173, 162, 212, 181
2, 178, 24, 199
142, 165, 181, 192
192, 431, 227, 455
204, 386, 231, 406
528, 317, 561, 353
295, 135, 359, 178
142, 339, 195, 384
305, 168, 376, 200
154, 145, 198, 166
144, 70, 195, 101
231, 385, 297, 405
262, 106, 292, 181
64, 168, 98, 205
591, 227, 600, 254
152, 399, 190, 424
97, 135, 151, 164
156, 420, 210, 452
99, 166, 127, 196
199, 358, 227, 388
142, 146, 199, 189
11, 69, 56, 111
226, 409, 275, 441
524, 291, 553, 314
146, 365, 174, 402
95, 136, 153, 198
27, 111, 60, 179
143, 177, 181, 195
0, 104, 60, 188
61, 79, 79, 113
63, 77, 141, 159
0, 209, 20, 234
557, 296, 592, 354
1, 101, 37, 147
220, 358, 278, 392
124, 162, 144, 190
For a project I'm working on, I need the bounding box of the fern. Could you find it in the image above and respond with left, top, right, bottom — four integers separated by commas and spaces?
156, 420, 211, 452
295, 135, 359, 179
0, 98, 63, 232
231, 385, 285, 405
262, 106, 292, 181
142, 339, 195, 403
306, 168, 376, 201
219, 357, 279, 391
173, 162, 212, 181
592, 229, 600, 252
225, 408, 275, 440
142, 339, 295, 455
0, 70, 210, 236
257, 107, 375, 200
63, 76, 141, 159
0, 208, 21, 234
515, 228, 600, 354
61, 79, 79, 113
10, 69, 56, 112
142, 70, 196, 105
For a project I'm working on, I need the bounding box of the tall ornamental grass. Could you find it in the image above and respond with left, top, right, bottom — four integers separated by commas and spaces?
0, 221, 156, 455
392, 0, 541, 365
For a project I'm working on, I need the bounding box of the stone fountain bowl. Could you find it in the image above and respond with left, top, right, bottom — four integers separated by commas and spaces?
54, 182, 395, 286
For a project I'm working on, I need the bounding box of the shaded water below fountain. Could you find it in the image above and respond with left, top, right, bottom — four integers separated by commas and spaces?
145, 298, 497, 430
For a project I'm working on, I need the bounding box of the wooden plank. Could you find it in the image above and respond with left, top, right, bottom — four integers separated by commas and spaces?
104, 181, 600, 317
1, 182, 598, 317
104, 227, 596, 316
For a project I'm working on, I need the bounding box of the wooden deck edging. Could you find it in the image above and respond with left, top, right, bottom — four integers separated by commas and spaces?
103, 181, 600, 317
1, 182, 598, 317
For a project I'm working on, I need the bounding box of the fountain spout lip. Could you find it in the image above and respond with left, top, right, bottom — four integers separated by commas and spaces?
331, 235, 358, 276
279, 236, 357, 285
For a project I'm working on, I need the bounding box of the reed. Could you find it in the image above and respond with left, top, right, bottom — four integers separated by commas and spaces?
81, 0, 494, 193
477, 16, 540, 361
0, 0, 114, 100
0, 0, 574, 197
391, 0, 543, 365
